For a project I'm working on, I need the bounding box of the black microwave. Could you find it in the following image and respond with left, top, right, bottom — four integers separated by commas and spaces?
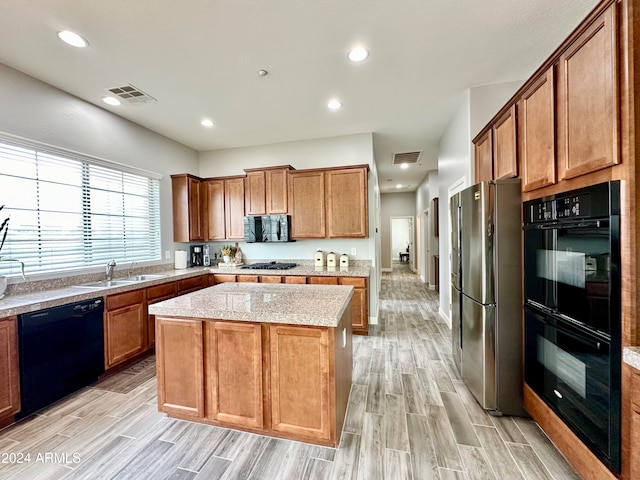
244, 214, 292, 243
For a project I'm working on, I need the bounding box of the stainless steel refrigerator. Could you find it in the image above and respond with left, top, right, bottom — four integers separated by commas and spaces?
457, 178, 525, 416
450, 192, 462, 373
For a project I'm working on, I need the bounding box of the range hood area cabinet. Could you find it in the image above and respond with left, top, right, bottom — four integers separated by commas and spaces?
288, 165, 369, 239
244, 166, 293, 216
172, 164, 369, 242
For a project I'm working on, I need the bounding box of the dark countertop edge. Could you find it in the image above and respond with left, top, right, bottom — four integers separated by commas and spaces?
0, 265, 369, 318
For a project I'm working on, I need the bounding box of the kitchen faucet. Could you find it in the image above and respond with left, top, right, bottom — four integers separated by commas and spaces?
106, 260, 116, 281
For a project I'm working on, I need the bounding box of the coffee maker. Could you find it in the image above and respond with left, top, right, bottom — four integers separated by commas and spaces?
189, 245, 204, 267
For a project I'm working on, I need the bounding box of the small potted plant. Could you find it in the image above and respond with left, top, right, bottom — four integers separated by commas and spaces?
0, 205, 25, 299
220, 245, 235, 263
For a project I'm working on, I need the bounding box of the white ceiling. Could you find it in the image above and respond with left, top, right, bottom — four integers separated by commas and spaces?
0, 0, 598, 193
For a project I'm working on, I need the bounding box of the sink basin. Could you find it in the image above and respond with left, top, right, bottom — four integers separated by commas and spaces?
75, 279, 138, 289
128, 274, 168, 281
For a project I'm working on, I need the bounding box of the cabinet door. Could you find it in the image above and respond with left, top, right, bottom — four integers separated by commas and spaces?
326, 167, 368, 238
105, 302, 147, 368
146, 282, 177, 347
288, 171, 326, 238
557, 4, 618, 179
225, 177, 245, 240
245, 170, 266, 216
0, 316, 19, 419
270, 325, 331, 441
518, 68, 556, 191
338, 278, 368, 335
156, 317, 204, 418
474, 130, 493, 183
493, 105, 518, 179
205, 322, 263, 428
177, 275, 207, 295
204, 179, 226, 241
171, 174, 203, 242
266, 168, 289, 214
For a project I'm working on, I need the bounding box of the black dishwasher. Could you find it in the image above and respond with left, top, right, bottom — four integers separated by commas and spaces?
17, 297, 105, 418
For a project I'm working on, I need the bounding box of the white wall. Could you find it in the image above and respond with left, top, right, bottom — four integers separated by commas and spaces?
199, 133, 381, 324
0, 63, 199, 275
415, 170, 439, 285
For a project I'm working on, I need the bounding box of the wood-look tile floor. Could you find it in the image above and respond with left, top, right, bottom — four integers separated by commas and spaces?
0, 264, 582, 480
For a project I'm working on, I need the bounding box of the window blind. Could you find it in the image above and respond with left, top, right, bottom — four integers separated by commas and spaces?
0, 137, 161, 277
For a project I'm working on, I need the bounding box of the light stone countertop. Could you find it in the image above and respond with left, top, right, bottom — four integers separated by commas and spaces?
0, 262, 369, 318
149, 282, 354, 327
623, 347, 640, 370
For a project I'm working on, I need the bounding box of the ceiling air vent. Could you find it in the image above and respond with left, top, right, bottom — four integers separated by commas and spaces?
105, 84, 157, 104
393, 151, 421, 165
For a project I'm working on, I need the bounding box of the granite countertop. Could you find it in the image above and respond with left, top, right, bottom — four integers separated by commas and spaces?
149, 282, 354, 327
623, 347, 640, 370
0, 261, 370, 318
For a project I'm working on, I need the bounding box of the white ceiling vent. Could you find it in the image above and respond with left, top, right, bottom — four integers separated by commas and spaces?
106, 84, 157, 104
393, 151, 421, 164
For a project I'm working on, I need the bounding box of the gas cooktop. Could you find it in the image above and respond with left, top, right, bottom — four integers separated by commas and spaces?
240, 262, 298, 270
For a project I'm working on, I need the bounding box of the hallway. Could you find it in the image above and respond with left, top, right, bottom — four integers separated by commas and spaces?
0, 265, 580, 479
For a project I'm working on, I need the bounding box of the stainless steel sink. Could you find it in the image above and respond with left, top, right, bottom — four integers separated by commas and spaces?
127, 274, 168, 281
74, 279, 138, 289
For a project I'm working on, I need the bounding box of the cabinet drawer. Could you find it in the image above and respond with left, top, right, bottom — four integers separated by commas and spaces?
283, 276, 306, 284
260, 275, 282, 284
338, 277, 366, 288
308, 276, 338, 285
147, 282, 177, 302
213, 274, 237, 284
106, 289, 145, 311
237, 275, 259, 283
178, 275, 206, 293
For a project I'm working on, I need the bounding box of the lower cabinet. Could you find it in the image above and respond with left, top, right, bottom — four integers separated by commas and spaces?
338, 277, 368, 335
146, 281, 177, 347
205, 322, 264, 428
104, 290, 147, 369
631, 367, 640, 478
156, 317, 204, 418
270, 324, 331, 441
0, 316, 20, 420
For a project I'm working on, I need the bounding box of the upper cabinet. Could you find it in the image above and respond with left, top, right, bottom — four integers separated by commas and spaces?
244, 166, 293, 216
288, 170, 326, 238
171, 174, 204, 242
223, 177, 245, 240
325, 167, 368, 238
518, 68, 556, 192
556, 3, 619, 180
492, 105, 518, 180
474, 130, 493, 183
203, 179, 226, 241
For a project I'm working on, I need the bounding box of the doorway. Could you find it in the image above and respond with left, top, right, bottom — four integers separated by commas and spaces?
390, 216, 414, 271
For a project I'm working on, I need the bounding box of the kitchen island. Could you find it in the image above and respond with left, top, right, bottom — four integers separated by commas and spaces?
148, 282, 354, 447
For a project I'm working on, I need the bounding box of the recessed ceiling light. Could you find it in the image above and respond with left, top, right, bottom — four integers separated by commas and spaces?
396, 184, 403, 189
327, 99, 342, 110
102, 96, 121, 106
400, 163, 409, 170
57, 30, 89, 48
258, 69, 268, 77
201, 119, 215, 128
348, 47, 369, 62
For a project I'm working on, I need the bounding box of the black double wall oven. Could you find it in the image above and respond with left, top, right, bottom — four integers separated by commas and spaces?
523, 181, 621, 473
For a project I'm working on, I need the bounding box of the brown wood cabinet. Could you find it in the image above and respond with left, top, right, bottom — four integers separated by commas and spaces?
557, 3, 619, 180
146, 281, 177, 347
492, 105, 518, 179
104, 289, 147, 369
308, 276, 338, 285
283, 276, 307, 284
270, 325, 331, 441
171, 174, 204, 242
156, 317, 204, 418
244, 166, 292, 215
0, 316, 19, 420
474, 130, 493, 183
518, 68, 556, 191
288, 170, 326, 238
631, 366, 640, 478
205, 322, 264, 428
203, 179, 226, 241
260, 275, 282, 283
338, 277, 368, 335
177, 275, 207, 295
211, 274, 237, 284
224, 176, 246, 240
325, 166, 368, 238
237, 275, 259, 283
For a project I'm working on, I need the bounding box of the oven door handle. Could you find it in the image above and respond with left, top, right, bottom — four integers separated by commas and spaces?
552, 319, 608, 350
526, 219, 609, 230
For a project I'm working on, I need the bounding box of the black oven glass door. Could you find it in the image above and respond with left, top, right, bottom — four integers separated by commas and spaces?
524, 306, 620, 471
524, 220, 612, 334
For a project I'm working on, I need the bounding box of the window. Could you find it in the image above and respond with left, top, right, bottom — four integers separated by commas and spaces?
0, 134, 161, 277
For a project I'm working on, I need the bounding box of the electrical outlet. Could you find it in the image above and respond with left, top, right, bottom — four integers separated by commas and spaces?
351, 247, 357, 256
165, 250, 171, 260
